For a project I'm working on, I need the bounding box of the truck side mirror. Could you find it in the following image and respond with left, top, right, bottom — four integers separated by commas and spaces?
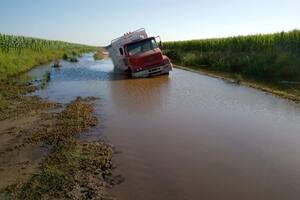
159, 41, 162, 49
155, 36, 162, 49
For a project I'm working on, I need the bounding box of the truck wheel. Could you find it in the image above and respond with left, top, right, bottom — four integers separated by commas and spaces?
124, 68, 130, 73
127, 68, 132, 77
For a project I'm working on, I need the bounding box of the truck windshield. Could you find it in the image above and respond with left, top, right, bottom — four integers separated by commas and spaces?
126, 38, 158, 56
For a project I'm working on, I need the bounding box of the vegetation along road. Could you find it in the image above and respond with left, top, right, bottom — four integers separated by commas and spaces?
164, 30, 300, 101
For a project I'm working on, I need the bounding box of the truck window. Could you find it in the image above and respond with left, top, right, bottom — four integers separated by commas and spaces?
126, 38, 158, 56
119, 48, 124, 55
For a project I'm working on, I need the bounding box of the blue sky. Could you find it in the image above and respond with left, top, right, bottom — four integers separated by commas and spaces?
0, 0, 299, 46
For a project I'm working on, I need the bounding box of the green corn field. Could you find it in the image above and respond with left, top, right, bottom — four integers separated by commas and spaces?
0, 33, 96, 79
164, 30, 300, 82
0, 33, 92, 53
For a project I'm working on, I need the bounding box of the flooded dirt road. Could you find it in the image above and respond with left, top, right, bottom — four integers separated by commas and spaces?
30, 54, 300, 200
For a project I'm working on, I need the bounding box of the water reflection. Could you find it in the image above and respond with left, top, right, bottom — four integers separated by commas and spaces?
109, 76, 170, 115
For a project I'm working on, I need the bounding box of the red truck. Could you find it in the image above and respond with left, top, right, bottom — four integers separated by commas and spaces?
106, 28, 172, 78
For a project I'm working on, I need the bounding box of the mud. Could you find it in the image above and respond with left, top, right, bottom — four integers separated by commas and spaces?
0, 80, 57, 120
0, 97, 115, 200
0, 80, 59, 189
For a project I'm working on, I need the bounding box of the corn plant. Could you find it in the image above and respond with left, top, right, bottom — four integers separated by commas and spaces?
0, 33, 89, 53
163, 30, 300, 81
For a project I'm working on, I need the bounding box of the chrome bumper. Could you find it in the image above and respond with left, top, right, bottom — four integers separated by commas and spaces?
132, 63, 173, 78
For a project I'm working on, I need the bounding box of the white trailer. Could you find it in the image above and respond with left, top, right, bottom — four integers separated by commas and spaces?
106, 28, 148, 71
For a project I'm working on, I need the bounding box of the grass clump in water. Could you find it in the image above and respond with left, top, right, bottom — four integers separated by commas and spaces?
93, 48, 105, 60
0, 80, 56, 120
1, 97, 115, 200
1, 142, 113, 200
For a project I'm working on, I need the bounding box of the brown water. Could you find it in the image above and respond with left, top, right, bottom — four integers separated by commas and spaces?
31, 54, 300, 200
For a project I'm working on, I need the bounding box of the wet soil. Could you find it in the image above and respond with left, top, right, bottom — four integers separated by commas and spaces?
0, 97, 115, 199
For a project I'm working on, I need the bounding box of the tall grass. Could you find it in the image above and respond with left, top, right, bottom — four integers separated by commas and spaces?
0, 33, 96, 79
164, 30, 300, 82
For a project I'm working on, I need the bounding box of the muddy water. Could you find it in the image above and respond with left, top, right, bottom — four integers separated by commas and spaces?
31, 54, 300, 200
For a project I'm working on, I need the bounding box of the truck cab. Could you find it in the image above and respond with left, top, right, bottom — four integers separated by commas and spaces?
107, 29, 172, 78
123, 37, 172, 77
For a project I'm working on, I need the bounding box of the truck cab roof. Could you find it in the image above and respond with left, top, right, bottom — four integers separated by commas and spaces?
124, 37, 155, 46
